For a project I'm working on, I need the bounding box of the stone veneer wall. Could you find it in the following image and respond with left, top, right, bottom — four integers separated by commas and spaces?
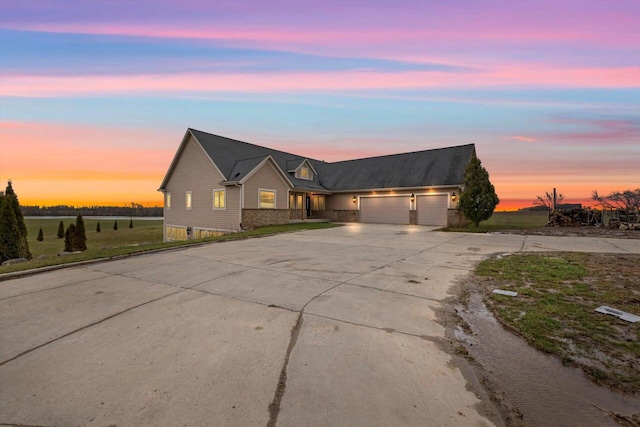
447, 209, 471, 228
410, 210, 417, 225
242, 209, 290, 229
315, 210, 360, 222
289, 210, 303, 220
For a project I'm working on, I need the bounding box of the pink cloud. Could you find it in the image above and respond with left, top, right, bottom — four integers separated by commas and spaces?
2, 65, 638, 98
510, 135, 537, 142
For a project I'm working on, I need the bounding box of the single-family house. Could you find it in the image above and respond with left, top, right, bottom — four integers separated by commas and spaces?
159, 128, 475, 241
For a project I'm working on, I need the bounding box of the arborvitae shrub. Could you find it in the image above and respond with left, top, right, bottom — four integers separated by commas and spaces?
37, 227, 44, 241
113, 220, 118, 230
57, 220, 65, 238
74, 213, 87, 251
64, 224, 75, 252
96, 222, 101, 233
129, 218, 134, 229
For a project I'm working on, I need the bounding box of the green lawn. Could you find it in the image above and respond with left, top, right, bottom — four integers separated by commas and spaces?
1, 219, 339, 275
24, 217, 164, 258
443, 211, 548, 232
476, 252, 640, 396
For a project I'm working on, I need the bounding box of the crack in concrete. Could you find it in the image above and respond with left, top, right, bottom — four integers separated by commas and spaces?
0, 289, 183, 367
0, 423, 52, 427
519, 235, 528, 253
0, 272, 108, 301
305, 312, 449, 345
338, 282, 444, 303
267, 311, 303, 427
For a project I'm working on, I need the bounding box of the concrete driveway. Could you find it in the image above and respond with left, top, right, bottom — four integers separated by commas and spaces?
1, 224, 638, 426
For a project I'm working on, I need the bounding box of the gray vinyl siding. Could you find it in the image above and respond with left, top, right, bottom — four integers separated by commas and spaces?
164, 135, 241, 233
243, 161, 290, 209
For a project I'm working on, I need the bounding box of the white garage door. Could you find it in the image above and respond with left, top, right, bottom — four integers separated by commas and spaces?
416, 195, 448, 226
360, 196, 410, 224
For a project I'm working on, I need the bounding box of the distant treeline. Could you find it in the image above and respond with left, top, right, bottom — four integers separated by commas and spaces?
21, 204, 163, 217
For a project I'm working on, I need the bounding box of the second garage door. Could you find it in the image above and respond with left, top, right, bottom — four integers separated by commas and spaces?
360, 196, 410, 224
416, 195, 448, 226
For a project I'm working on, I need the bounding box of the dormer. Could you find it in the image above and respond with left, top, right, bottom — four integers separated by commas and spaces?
288, 159, 316, 181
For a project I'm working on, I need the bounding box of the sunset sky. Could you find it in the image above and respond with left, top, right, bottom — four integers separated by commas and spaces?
1, 0, 638, 210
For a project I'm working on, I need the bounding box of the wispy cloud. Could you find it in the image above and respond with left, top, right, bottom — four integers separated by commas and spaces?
510, 135, 537, 142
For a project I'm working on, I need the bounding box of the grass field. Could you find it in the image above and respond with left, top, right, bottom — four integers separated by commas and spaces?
476, 252, 640, 396
24, 217, 164, 258
0, 218, 339, 275
444, 211, 548, 232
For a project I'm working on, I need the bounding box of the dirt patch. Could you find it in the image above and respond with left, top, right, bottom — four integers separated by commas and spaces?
497, 226, 640, 239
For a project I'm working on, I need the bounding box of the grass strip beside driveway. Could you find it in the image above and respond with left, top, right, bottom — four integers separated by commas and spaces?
0, 222, 340, 276
475, 252, 640, 396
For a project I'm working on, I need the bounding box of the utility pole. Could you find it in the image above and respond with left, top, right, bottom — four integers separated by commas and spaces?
553, 188, 557, 211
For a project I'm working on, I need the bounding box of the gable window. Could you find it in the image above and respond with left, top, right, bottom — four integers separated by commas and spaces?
186, 191, 192, 210
213, 189, 226, 209
296, 165, 312, 180
166, 193, 171, 210
259, 189, 276, 209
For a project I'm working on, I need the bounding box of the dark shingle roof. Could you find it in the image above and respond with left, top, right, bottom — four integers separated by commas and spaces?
314, 144, 475, 190
190, 129, 327, 190
181, 129, 475, 191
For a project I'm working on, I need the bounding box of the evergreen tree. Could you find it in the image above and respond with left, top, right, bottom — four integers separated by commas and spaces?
73, 213, 87, 251
96, 222, 101, 233
113, 220, 118, 230
0, 196, 22, 262
64, 224, 75, 252
57, 220, 65, 238
129, 218, 134, 229
458, 157, 500, 227
37, 227, 44, 241
4, 181, 31, 259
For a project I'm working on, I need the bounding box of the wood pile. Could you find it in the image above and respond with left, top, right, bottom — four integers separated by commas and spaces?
546, 208, 601, 227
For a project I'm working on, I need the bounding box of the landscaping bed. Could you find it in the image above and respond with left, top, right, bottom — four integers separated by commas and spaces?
475, 252, 640, 397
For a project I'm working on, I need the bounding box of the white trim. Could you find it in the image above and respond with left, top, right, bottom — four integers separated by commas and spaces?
239, 185, 244, 226
166, 192, 171, 210
213, 188, 226, 210
258, 188, 277, 209
185, 191, 192, 210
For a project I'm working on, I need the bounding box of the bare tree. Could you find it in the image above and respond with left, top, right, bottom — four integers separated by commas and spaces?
534, 191, 565, 211
592, 189, 640, 211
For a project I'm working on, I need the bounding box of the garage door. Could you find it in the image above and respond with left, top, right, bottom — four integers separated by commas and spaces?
360, 196, 410, 224
416, 195, 448, 226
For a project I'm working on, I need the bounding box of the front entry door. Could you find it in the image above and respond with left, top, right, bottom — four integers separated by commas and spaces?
306, 196, 311, 217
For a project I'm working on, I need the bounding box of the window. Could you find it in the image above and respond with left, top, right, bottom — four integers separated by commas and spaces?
166, 193, 171, 210
186, 191, 192, 210
296, 165, 312, 180
166, 226, 187, 241
289, 193, 305, 209
311, 195, 325, 210
213, 189, 225, 209
259, 189, 276, 209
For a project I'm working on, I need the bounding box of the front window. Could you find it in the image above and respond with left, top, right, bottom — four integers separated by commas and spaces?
213, 189, 225, 209
166, 193, 171, 210
186, 191, 192, 210
311, 195, 325, 210
259, 189, 276, 209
